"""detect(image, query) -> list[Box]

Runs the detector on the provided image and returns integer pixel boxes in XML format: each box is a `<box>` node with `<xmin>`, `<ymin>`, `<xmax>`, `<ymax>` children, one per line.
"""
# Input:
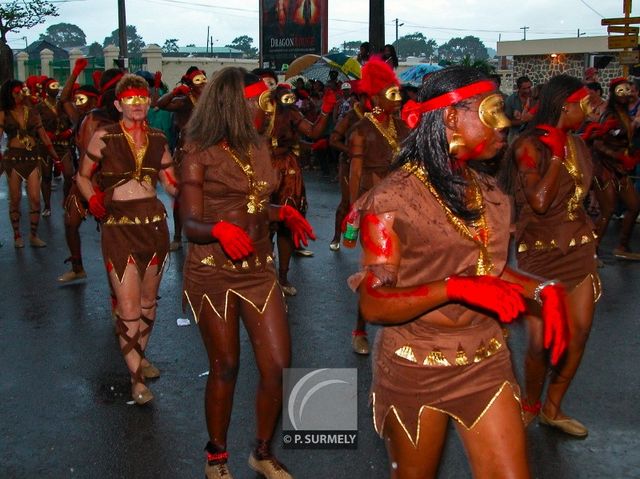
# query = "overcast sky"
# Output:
<box><xmin>6</xmin><ymin>0</ymin><xmax>633</xmax><ymax>51</ymax></box>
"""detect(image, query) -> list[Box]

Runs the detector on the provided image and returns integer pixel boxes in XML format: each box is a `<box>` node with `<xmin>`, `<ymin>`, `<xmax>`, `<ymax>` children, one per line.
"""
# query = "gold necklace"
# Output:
<box><xmin>120</xmin><ymin>121</ymin><xmax>149</xmax><ymax>182</ymax></box>
<box><xmin>562</xmin><ymin>135</ymin><xmax>584</xmax><ymax>221</ymax></box>
<box><xmin>13</xmin><ymin>106</ymin><xmax>36</xmax><ymax>151</ymax></box>
<box><xmin>403</xmin><ymin>162</ymin><xmax>493</xmax><ymax>275</ymax></box>
<box><xmin>365</xmin><ymin>112</ymin><xmax>399</xmax><ymax>153</ymax></box>
<box><xmin>221</xmin><ymin>143</ymin><xmax>268</xmax><ymax>214</ymax></box>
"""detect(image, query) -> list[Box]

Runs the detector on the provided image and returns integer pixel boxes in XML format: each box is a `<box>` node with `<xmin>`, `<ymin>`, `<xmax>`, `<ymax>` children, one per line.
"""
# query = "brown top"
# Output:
<box><xmin>592</xmin><ymin>109</ymin><xmax>633</xmax><ymax>177</ymax></box>
<box><xmin>97</xmin><ymin>123</ymin><xmax>168</xmax><ymax>192</ymax></box>
<box><xmin>514</xmin><ymin>134</ymin><xmax>595</xmax><ymax>254</ymax></box>
<box><xmin>2</xmin><ymin>106</ymin><xmax>43</xmax><ymax>140</ymax></box>
<box><xmin>352</xmin><ymin>166</ymin><xmax>511</xmax><ymax>334</ymax></box>
<box><xmin>350</xmin><ymin>115</ymin><xmax>409</xmax><ymax>193</ymax></box>
<box><xmin>37</xmin><ymin>99</ymin><xmax>71</xmax><ymax>136</ymax></box>
<box><xmin>270</xmin><ymin>107</ymin><xmax>305</xmax><ymax>154</ymax></box>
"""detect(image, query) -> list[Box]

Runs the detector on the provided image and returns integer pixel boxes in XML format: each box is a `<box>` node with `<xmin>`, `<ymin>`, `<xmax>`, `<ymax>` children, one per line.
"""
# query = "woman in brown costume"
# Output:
<box><xmin>57</xmin><ymin>66</ymin><xmax>121</xmax><ymax>283</ymax></box>
<box><xmin>0</xmin><ymin>79</ymin><xmax>60</xmax><ymax>248</ymax></box>
<box><xmin>37</xmin><ymin>77</ymin><xmax>72</xmax><ymax>216</ymax></box>
<box><xmin>77</xmin><ymin>74</ymin><xmax>177</xmax><ymax>405</ymax></box>
<box><xmin>590</xmin><ymin>78</ymin><xmax>640</xmax><ymax>259</ymax></box>
<box><xmin>347</xmin><ymin>58</ymin><xmax>409</xmax><ymax>355</ymax></box>
<box><xmin>260</xmin><ymin>83</ymin><xmax>335</xmax><ymax>295</ymax></box>
<box><xmin>181</xmin><ymin>68</ymin><xmax>314</xmax><ymax>479</ymax></box>
<box><xmin>328</xmin><ymin>86</ymin><xmax>367</xmax><ymax>251</ymax></box>
<box><xmin>502</xmin><ymin>76</ymin><xmax>600</xmax><ymax>437</ymax></box>
<box><xmin>156</xmin><ymin>67</ymin><xmax>207</xmax><ymax>251</ymax></box>
<box><xmin>351</xmin><ymin>67</ymin><xmax>570</xmax><ymax>478</ymax></box>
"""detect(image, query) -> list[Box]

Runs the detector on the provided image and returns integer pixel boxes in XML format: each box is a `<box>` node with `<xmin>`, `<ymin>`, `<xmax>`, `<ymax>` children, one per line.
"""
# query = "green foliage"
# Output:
<box><xmin>103</xmin><ymin>25</ymin><xmax>145</xmax><ymax>54</ymax></box>
<box><xmin>438</xmin><ymin>36</ymin><xmax>489</xmax><ymax>63</ymax></box>
<box><xmin>0</xmin><ymin>0</ymin><xmax>58</xmax><ymax>40</ymax></box>
<box><xmin>162</xmin><ymin>38</ymin><xmax>179</xmax><ymax>53</ymax></box>
<box><xmin>88</xmin><ymin>41</ymin><xmax>103</xmax><ymax>58</ymax></box>
<box><xmin>393</xmin><ymin>32</ymin><xmax>437</xmax><ymax>59</ymax></box>
<box><xmin>225</xmin><ymin>35</ymin><xmax>258</xmax><ymax>58</ymax></box>
<box><xmin>39</xmin><ymin>22</ymin><xmax>86</xmax><ymax>48</ymax></box>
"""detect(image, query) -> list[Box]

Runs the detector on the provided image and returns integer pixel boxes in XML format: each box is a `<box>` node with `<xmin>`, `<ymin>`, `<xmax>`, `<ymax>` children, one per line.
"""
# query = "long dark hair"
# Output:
<box><xmin>393</xmin><ymin>66</ymin><xmax>492</xmax><ymax>221</ymax></box>
<box><xmin>499</xmin><ymin>74</ymin><xmax>584</xmax><ymax>194</ymax></box>
<box><xmin>1</xmin><ymin>80</ymin><xmax>24</xmax><ymax>110</ymax></box>
<box><xmin>606</xmin><ymin>79</ymin><xmax>630</xmax><ymax>112</ymax></box>
<box><xmin>185</xmin><ymin>67</ymin><xmax>260</xmax><ymax>155</ymax></box>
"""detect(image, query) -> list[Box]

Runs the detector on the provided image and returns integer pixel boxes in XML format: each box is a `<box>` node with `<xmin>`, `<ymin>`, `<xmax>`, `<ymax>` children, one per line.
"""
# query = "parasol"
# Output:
<box><xmin>399</xmin><ymin>64</ymin><xmax>443</xmax><ymax>86</ymax></box>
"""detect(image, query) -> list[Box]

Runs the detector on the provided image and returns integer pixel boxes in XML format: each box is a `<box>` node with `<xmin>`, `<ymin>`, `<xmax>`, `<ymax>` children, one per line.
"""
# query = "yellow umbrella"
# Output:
<box><xmin>284</xmin><ymin>54</ymin><xmax>322</xmax><ymax>79</ymax></box>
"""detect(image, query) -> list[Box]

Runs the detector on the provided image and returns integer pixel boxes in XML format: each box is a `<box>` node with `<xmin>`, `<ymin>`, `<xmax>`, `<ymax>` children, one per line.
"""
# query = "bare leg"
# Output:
<box><xmin>8</xmin><ymin>171</ymin><xmax>23</xmax><ymax>244</ymax></box>
<box><xmin>617</xmin><ymin>178</ymin><xmax>640</xmax><ymax>251</ymax></box>
<box><xmin>457</xmin><ymin>385</ymin><xmax>530</xmax><ymax>479</ymax></box>
<box><xmin>523</xmin><ymin>314</ymin><xmax>546</xmax><ymax>423</ymax></box>
<box><xmin>40</xmin><ymin>158</ymin><xmax>52</xmax><ymax>213</ymax></box>
<box><xmin>383</xmin><ymin>407</ymin><xmax>449</xmax><ymax>479</ymax></box>
<box><xmin>26</xmin><ymin>168</ymin><xmax>44</xmax><ymax>246</ymax></box>
<box><xmin>593</xmin><ymin>181</ymin><xmax>616</xmax><ymax>248</ymax></box>
<box><xmin>139</xmin><ymin>262</ymin><xmax>163</xmax><ymax>374</ymax></box>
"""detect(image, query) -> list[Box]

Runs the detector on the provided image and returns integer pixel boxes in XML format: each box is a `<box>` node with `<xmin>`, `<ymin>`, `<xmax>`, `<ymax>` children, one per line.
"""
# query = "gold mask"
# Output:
<box><xmin>192</xmin><ymin>74</ymin><xmax>207</xmax><ymax>86</ymax></box>
<box><xmin>384</xmin><ymin>86</ymin><xmax>402</xmax><ymax>102</ymax></box>
<box><xmin>48</xmin><ymin>81</ymin><xmax>60</xmax><ymax>91</ymax></box>
<box><xmin>258</xmin><ymin>90</ymin><xmax>274</xmax><ymax>113</ymax></box>
<box><xmin>120</xmin><ymin>95</ymin><xmax>150</xmax><ymax>105</ymax></box>
<box><xmin>478</xmin><ymin>94</ymin><xmax>511</xmax><ymax>129</ymax></box>
<box><xmin>579</xmin><ymin>95</ymin><xmax>593</xmax><ymax>117</ymax></box>
<box><xmin>74</xmin><ymin>94</ymin><xmax>89</xmax><ymax>106</ymax></box>
<box><xmin>615</xmin><ymin>83</ymin><xmax>632</xmax><ymax>97</ymax></box>
<box><xmin>280</xmin><ymin>92</ymin><xmax>296</xmax><ymax>105</ymax></box>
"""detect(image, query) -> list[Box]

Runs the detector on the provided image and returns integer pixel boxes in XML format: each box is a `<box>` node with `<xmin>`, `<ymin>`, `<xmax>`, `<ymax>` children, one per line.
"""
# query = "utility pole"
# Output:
<box><xmin>370</xmin><ymin>0</ymin><xmax>384</xmax><ymax>53</ymax></box>
<box><xmin>394</xmin><ymin>18</ymin><xmax>404</xmax><ymax>56</ymax></box>
<box><xmin>520</xmin><ymin>26</ymin><xmax>529</xmax><ymax>40</ymax></box>
<box><xmin>577</xmin><ymin>28</ymin><xmax>586</xmax><ymax>37</ymax></box>
<box><xmin>117</xmin><ymin>0</ymin><xmax>128</xmax><ymax>69</ymax></box>
<box><xmin>206</xmin><ymin>26</ymin><xmax>210</xmax><ymax>54</ymax></box>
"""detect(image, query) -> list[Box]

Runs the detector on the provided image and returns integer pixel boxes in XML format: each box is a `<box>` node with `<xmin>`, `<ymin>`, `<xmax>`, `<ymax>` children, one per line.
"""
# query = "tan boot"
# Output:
<box><xmin>249</xmin><ymin>453</ymin><xmax>293</xmax><ymax>479</ymax></box>
<box><xmin>351</xmin><ymin>330</ymin><xmax>370</xmax><ymax>355</ymax></box>
<box><xmin>205</xmin><ymin>462</ymin><xmax>234</xmax><ymax>479</ymax></box>
<box><xmin>205</xmin><ymin>445</ymin><xmax>233</xmax><ymax>479</ymax></box>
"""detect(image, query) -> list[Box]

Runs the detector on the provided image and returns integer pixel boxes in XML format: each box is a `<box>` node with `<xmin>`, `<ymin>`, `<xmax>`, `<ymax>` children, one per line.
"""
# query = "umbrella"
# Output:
<box><xmin>399</xmin><ymin>64</ymin><xmax>443</xmax><ymax>86</ymax></box>
<box><xmin>284</xmin><ymin>56</ymin><xmax>353</xmax><ymax>83</ymax></box>
<box><xmin>323</xmin><ymin>52</ymin><xmax>361</xmax><ymax>79</ymax></box>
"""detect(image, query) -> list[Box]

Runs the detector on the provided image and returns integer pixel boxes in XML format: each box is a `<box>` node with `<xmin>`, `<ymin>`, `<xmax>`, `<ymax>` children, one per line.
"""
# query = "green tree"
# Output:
<box><xmin>393</xmin><ymin>32</ymin><xmax>437</xmax><ymax>59</ymax></box>
<box><xmin>162</xmin><ymin>38</ymin><xmax>179</xmax><ymax>53</ymax></box>
<box><xmin>39</xmin><ymin>22</ymin><xmax>86</xmax><ymax>48</ymax></box>
<box><xmin>340</xmin><ymin>40</ymin><xmax>364</xmax><ymax>56</ymax></box>
<box><xmin>103</xmin><ymin>25</ymin><xmax>145</xmax><ymax>55</ymax></box>
<box><xmin>437</xmin><ymin>36</ymin><xmax>488</xmax><ymax>63</ymax></box>
<box><xmin>0</xmin><ymin>0</ymin><xmax>59</xmax><ymax>83</ymax></box>
<box><xmin>88</xmin><ymin>41</ymin><xmax>103</xmax><ymax>58</ymax></box>
<box><xmin>225</xmin><ymin>35</ymin><xmax>257</xmax><ymax>58</ymax></box>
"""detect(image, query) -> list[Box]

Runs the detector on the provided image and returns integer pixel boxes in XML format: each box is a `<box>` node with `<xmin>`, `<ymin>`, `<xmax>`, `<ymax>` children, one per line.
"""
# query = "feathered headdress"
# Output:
<box><xmin>359</xmin><ymin>58</ymin><xmax>399</xmax><ymax>97</ymax></box>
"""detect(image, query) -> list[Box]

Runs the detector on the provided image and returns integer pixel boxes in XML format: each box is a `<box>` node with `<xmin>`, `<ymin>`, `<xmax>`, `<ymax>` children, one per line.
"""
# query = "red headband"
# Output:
<box><xmin>12</xmin><ymin>85</ymin><xmax>23</xmax><ymax>94</ymax></box>
<box><xmin>401</xmin><ymin>80</ymin><xmax>496</xmax><ymax>129</ymax></box>
<box><xmin>244</xmin><ymin>81</ymin><xmax>268</xmax><ymax>99</ymax></box>
<box><xmin>565</xmin><ymin>86</ymin><xmax>589</xmax><ymax>103</ymax></box>
<box><xmin>101</xmin><ymin>72</ymin><xmax>124</xmax><ymax>94</ymax></box>
<box><xmin>185</xmin><ymin>70</ymin><xmax>206</xmax><ymax>81</ymax></box>
<box><xmin>610</xmin><ymin>77</ymin><xmax>629</xmax><ymax>88</ymax></box>
<box><xmin>117</xmin><ymin>87</ymin><xmax>150</xmax><ymax>100</ymax></box>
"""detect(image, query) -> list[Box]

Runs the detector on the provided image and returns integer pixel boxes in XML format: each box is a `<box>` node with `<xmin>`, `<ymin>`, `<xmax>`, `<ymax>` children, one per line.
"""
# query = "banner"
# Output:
<box><xmin>260</xmin><ymin>0</ymin><xmax>327</xmax><ymax>70</ymax></box>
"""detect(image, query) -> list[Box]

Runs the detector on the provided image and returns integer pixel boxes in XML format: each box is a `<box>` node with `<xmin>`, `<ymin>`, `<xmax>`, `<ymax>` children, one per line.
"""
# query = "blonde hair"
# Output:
<box><xmin>115</xmin><ymin>73</ymin><xmax>149</xmax><ymax>97</ymax></box>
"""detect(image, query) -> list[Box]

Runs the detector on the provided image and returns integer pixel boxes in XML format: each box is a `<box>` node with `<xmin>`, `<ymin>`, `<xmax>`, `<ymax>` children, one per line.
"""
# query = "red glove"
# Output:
<box><xmin>88</xmin><ymin>189</ymin><xmax>106</xmax><ymax>219</ymax></box>
<box><xmin>536</xmin><ymin>124</ymin><xmax>567</xmax><ymax>158</ymax></box>
<box><xmin>311</xmin><ymin>138</ymin><xmax>329</xmax><ymax>151</ymax></box>
<box><xmin>279</xmin><ymin>205</ymin><xmax>316</xmax><ymax>248</ymax></box>
<box><xmin>53</xmin><ymin>159</ymin><xmax>65</xmax><ymax>175</ymax></box>
<box><xmin>341</xmin><ymin>205</ymin><xmax>357</xmax><ymax>233</ymax></box>
<box><xmin>57</xmin><ymin>128</ymin><xmax>73</xmax><ymax>141</ymax></box>
<box><xmin>580</xmin><ymin>119</ymin><xmax>619</xmax><ymax>141</ymax></box>
<box><xmin>72</xmin><ymin>58</ymin><xmax>88</xmax><ymax>77</ymax></box>
<box><xmin>446</xmin><ymin>275</ymin><xmax>526</xmax><ymax>323</ymax></box>
<box><xmin>172</xmin><ymin>84</ymin><xmax>191</xmax><ymax>97</ymax></box>
<box><xmin>539</xmin><ymin>284</ymin><xmax>570</xmax><ymax>365</ymax></box>
<box><xmin>618</xmin><ymin>152</ymin><xmax>638</xmax><ymax>171</ymax></box>
<box><xmin>154</xmin><ymin>71</ymin><xmax>162</xmax><ymax>89</ymax></box>
<box><xmin>321</xmin><ymin>89</ymin><xmax>337</xmax><ymax>114</ymax></box>
<box><xmin>211</xmin><ymin>221</ymin><xmax>255</xmax><ymax>260</ymax></box>
<box><xmin>46</xmin><ymin>131</ymin><xmax>56</xmax><ymax>141</ymax></box>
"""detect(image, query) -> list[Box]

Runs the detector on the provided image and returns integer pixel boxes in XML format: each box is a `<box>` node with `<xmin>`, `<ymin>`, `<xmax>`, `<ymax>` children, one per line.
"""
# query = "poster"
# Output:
<box><xmin>260</xmin><ymin>0</ymin><xmax>327</xmax><ymax>70</ymax></box>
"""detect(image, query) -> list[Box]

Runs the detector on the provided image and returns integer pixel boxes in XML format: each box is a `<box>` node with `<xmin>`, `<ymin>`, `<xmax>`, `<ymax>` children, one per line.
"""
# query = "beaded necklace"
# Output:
<box><xmin>403</xmin><ymin>162</ymin><xmax>493</xmax><ymax>275</ymax></box>
<box><xmin>221</xmin><ymin>142</ymin><xmax>268</xmax><ymax>214</ymax></box>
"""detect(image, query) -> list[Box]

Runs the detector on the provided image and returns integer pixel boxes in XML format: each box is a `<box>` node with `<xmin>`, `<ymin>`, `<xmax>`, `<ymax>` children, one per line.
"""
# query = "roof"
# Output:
<box><xmin>497</xmin><ymin>36</ymin><xmax>622</xmax><ymax>56</ymax></box>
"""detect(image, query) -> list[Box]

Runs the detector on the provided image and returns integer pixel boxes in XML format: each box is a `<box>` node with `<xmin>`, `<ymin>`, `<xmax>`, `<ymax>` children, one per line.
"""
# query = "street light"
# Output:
<box><xmin>395</xmin><ymin>18</ymin><xmax>404</xmax><ymax>57</ymax></box>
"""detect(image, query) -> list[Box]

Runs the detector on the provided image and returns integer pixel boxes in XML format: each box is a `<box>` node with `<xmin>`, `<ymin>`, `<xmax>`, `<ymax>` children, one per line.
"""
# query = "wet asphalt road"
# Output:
<box><xmin>0</xmin><ymin>170</ymin><xmax>639</xmax><ymax>479</ymax></box>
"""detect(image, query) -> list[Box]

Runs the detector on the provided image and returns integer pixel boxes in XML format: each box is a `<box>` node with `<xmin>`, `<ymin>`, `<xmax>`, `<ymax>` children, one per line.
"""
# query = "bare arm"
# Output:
<box><xmin>348</xmin><ymin>130</ymin><xmax>365</xmax><ymax>204</ymax></box>
<box><xmin>515</xmin><ymin>138</ymin><xmax>564</xmax><ymax>214</ymax></box>
<box><xmin>156</xmin><ymin>91</ymin><xmax>187</xmax><ymax>112</ymax></box>
<box><xmin>296</xmin><ymin>109</ymin><xmax>330</xmax><ymax>139</ymax></box>
<box><xmin>329</xmin><ymin>113</ymin><xmax>352</xmax><ymax>155</ymax></box>
<box><xmin>157</xmin><ymin>145</ymin><xmax>178</xmax><ymax>197</ymax></box>
<box><xmin>179</xmin><ymin>151</ymin><xmax>215</xmax><ymax>244</ymax></box>
<box><xmin>77</xmin><ymin>129</ymin><xmax>107</xmax><ymax>200</ymax></box>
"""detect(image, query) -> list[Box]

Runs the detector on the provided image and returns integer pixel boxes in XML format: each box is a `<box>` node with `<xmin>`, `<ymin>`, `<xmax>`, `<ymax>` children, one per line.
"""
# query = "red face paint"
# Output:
<box><xmin>361</xmin><ymin>213</ymin><xmax>392</xmax><ymax>257</ymax></box>
<box><xmin>365</xmin><ymin>274</ymin><xmax>429</xmax><ymax>299</ymax></box>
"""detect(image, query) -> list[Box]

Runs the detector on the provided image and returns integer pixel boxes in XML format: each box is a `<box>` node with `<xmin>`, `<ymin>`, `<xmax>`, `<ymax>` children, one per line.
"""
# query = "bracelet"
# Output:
<box><xmin>533</xmin><ymin>279</ymin><xmax>559</xmax><ymax>305</ymax></box>
<box><xmin>549</xmin><ymin>155</ymin><xmax>563</xmax><ymax>163</ymax></box>
<box><xmin>320</xmin><ymin>110</ymin><xmax>328</xmax><ymax>117</ymax></box>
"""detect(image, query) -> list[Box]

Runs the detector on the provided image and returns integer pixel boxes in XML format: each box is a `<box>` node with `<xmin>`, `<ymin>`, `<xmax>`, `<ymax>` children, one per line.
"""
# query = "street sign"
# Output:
<box><xmin>602</xmin><ymin>16</ymin><xmax>640</xmax><ymax>25</ymax></box>
<box><xmin>608</xmin><ymin>25</ymin><xmax>640</xmax><ymax>34</ymax></box>
<box><xmin>619</xmin><ymin>50</ymin><xmax>640</xmax><ymax>64</ymax></box>
<box><xmin>608</xmin><ymin>35</ymin><xmax>639</xmax><ymax>49</ymax></box>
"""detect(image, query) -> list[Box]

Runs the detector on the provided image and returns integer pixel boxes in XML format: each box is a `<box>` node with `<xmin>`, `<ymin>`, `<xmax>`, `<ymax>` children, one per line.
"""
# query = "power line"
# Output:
<box><xmin>577</xmin><ymin>0</ymin><xmax>605</xmax><ymax>18</ymax></box>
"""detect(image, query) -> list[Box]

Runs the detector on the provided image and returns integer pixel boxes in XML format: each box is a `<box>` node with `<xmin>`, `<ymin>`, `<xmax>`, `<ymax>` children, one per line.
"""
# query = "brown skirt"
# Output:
<box><xmin>271</xmin><ymin>151</ymin><xmax>307</xmax><ymax>214</ymax></box>
<box><xmin>64</xmin><ymin>182</ymin><xmax>88</xmax><ymax>219</ymax></box>
<box><xmin>101</xmin><ymin>196</ymin><xmax>169</xmax><ymax>282</ymax></box>
<box><xmin>5</xmin><ymin>147</ymin><xmax>43</xmax><ymax>180</ymax></box>
<box><xmin>371</xmin><ymin>319</ymin><xmax>519</xmax><ymax>446</ymax></box>
<box><xmin>517</xmin><ymin>242</ymin><xmax>598</xmax><ymax>291</ymax></box>
<box><xmin>183</xmin><ymin>236</ymin><xmax>282</xmax><ymax>322</ymax></box>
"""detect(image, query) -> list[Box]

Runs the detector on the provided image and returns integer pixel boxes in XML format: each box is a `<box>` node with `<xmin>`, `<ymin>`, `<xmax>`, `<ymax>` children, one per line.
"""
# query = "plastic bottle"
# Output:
<box><xmin>342</xmin><ymin>222</ymin><xmax>359</xmax><ymax>249</ymax></box>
